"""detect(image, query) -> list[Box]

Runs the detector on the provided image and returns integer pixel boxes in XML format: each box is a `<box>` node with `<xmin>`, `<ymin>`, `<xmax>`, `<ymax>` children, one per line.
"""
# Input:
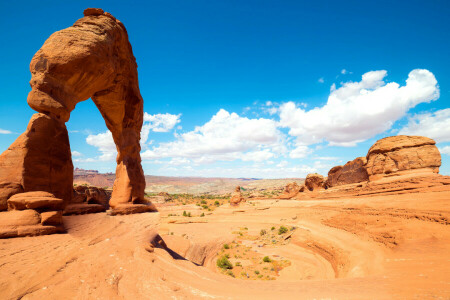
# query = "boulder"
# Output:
<box><xmin>230</xmin><ymin>186</ymin><xmax>244</xmax><ymax>206</ymax></box>
<box><xmin>305</xmin><ymin>174</ymin><xmax>325</xmax><ymax>191</ymax></box>
<box><xmin>279</xmin><ymin>182</ymin><xmax>301</xmax><ymax>199</ymax></box>
<box><xmin>41</xmin><ymin>211</ymin><xmax>63</xmax><ymax>225</ymax></box>
<box><xmin>0</xmin><ymin>210</ymin><xmax>41</xmax><ymax>227</ymax></box>
<box><xmin>64</xmin><ymin>203</ymin><xmax>106</xmax><ymax>215</ymax></box>
<box><xmin>8</xmin><ymin>192</ymin><xmax>63</xmax><ymax>211</ymax></box>
<box><xmin>326</xmin><ymin>157</ymin><xmax>369</xmax><ymax>188</ymax></box>
<box><xmin>365</xmin><ymin>136</ymin><xmax>441</xmax><ymax>180</ymax></box>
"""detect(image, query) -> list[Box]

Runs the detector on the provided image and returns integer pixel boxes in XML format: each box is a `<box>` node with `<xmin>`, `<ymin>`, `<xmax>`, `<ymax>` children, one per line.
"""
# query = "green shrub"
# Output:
<box><xmin>263</xmin><ymin>256</ymin><xmax>271</xmax><ymax>263</ymax></box>
<box><xmin>201</xmin><ymin>200</ymin><xmax>207</xmax><ymax>204</ymax></box>
<box><xmin>226</xmin><ymin>270</ymin><xmax>235</xmax><ymax>277</ymax></box>
<box><xmin>217</xmin><ymin>255</ymin><xmax>233</xmax><ymax>269</ymax></box>
<box><xmin>235</xmin><ymin>261</ymin><xmax>242</xmax><ymax>267</ymax></box>
<box><xmin>200</xmin><ymin>213</ymin><xmax>205</xmax><ymax>217</ymax></box>
<box><xmin>271</xmin><ymin>226</ymin><xmax>275</xmax><ymax>231</ymax></box>
<box><xmin>260</xmin><ymin>229</ymin><xmax>267</xmax><ymax>236</ymax></box>
<box><xmin>223</xmin><ymin>244</ymin><xmax>230</xmax><ymax>249</ymax></box>
<box><xmin>278</xmin><ymin>226</ymin><xmax>288</xmax><ymax>235</ymax></box>
<box><xmin>214</xmin><ymin>200</ymin><xmax>220</xmax><ymax>206</ymax></box>
<box><xmin>182</xmin><ymin>211</ymin><xmax>187</xmax><ymax>217</ymax></box>
<box><xmin>254</xmin><ymin>270</ymin><xmax>260</xmax><ymax>275</ymax></box>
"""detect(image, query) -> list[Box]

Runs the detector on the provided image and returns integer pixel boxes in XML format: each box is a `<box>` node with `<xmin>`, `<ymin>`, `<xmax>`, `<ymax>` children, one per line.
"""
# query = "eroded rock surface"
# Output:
<box><xmin>279</xmin><ymin>182</ymin><xmax>301</xmax><ymax>199</ymax></box>
<box><xmin>305</xmin><ymin>174</ymin><xmax>325</xmax><ymax>191</ymax></box>
<box><xmin>0</xmin><ymin>8</ymin><xmax>152</xmax><ymax>236</ymax></box>
<box><xmin>326</xmin><ymin>157</ymin><xmax>369</xmax><ymax>188</ymax></box>
<box><xmin>365</xmin><ymin>135</ymin><xmax>441</xmax><ymax>180</ymax></box>
<box><xmin>230</xmin><ymin>186</ymin><xmax>244</xmax><ymax>206</ymax></box>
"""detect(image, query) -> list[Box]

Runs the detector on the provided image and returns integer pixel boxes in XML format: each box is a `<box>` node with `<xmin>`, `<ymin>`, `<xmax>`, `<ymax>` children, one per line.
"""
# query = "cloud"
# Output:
<box><xmin>398</xmin><ymin>108</ymin><xmax>450</xmax><ymax>143</ymax></box>
<box><xmin>141</xmin><ymin>109</ymin><xmax>284</xmax><ymax>164</ymax></box>
<box><xmin>439</xmin><ymin>146</ymin><xmax>450</xmax><ymax>155</ymax></box>
<box><xmin>279</xmin><ymin>69</ymin><xmax>440</xmax><ymax>146</ymax></box>
<box><xmin>83</xmin><ymin>112</ymin><xmax>181</xmax><ymax>161</ymax></box>
<box><xmin>318</xmin><ymin>77</ymin><xmax>324</xmax><ymax>83</ymax></box>
<box><xmin>86</xmin><ymin>130</ymin><xmax>117</xmax><ymax>161</ymax></box>
<box><xmin>341</xmin><ymin>69</ymin><xmax>348</xmax><ymax>75</ymax></box>
<box><xmin>141</xmin><ymin>113</ymin><xmax>181</xmax><ymax>144</ymax></box>
<box><xmin>0</xmin><ymin>129</ymin><xmax>12</xmax><ymax>134</ymax></box>
<box><xmin>71</xmin><ymin>151</ymin><xmax>82</xmax><ymax>157</ymax></box>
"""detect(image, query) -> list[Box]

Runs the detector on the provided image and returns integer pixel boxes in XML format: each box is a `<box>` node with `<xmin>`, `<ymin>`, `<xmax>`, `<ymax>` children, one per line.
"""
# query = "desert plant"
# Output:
<box><xmin>263</xmin><ymin>256</ymin><xmax>271</xmax><ymax>263</ymax></box>
<box><xmin>217</xmin><ymin>255</ymin><xmax>233</xmax><ymax>270</ymax></box>
<box><xmin>226</xmin><ymin>270</ymin><xmax>235</xmax><ymax>277</ymax></box>
<box><xmin>271</xmin><ymin>226</ymin><xmax>275</xmax><ymax>231</ymax></box>
<box><xmin>223</xmin><ymin>244</ymin><xmax>230</xmax><ymax>249</ymax></box>
<box><xmin>260</xmin><ymin>229</ymin><xmax>267</xmax><ymax>236</ymax></box>
<box><xmin>200</xmin><ymin>213</ymin><xmax>205</xmax><ymax>217</ymax></box>
<box><xmin>214</xmin><ymin>200</ymin><xmax>220</xmax><ymax>206</ymax></box>
<box><xmin>278</xmin><ymin>226</ymin><xmax>288</xmax><ymax>235</ymax></box>
<box><xmin>201</xmin><ymin>200</ymin><xmax>207</xmax><ymax>204</ymax></box>
<box><xmin>182</xmin><ymin>211</ymin><xmax>187</xmax><ymax>217</ymax></box>
<box><xmin>254</xmin><ymin>270</ymin><xmax>260</xmax><ymax>275</ymax></box>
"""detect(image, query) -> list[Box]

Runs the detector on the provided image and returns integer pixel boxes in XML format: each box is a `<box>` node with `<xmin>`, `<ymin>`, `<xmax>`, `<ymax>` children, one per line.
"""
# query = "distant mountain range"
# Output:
<box><xmin>73</xmin><ymin>168</ymin><xmax>304</xmax><ymax>195</ymax></box>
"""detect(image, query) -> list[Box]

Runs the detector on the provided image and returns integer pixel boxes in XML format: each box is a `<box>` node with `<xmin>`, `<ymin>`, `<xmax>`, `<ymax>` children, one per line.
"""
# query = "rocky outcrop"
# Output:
<box><xmin>279</xmin><ymin>182</ymin><xmax>301</xmax><ymax>199</ymax></box>
<box><xmin>64</xmin><ymin>186</ymin><xmax>111</xmax><ymax>215</ymax></box>
<box><xmin>326</xmin><ymin>157</ymin><xmax>369</xmax><ymax>188</ymax></box>
<box><xmin>365</xmin><ymin>136</ymin><xmax>441</xmax><ymax>180</ymax></box>
<box><xmin>0</xmin><ymin>8</ymin><xmax>154</xmax><ymax>236</ymax></box>
<box><xmin>305</xmin><ymin>174</ymin><xmax>325</xmax><ymax>191</ymax></box>
<box><xmin>0</xmin><ymin>8</ymin><xmax>151</xmax><ymax>221</ymax></box>
<box><xmin>0</xmin><ymin>192</ymin><xmax>65</xmax><ymax>238</ymax></box>
<box><xmin>230</xmin><ymin>186</ymin><xmax>245</xmax><ymax>206</ymax></box>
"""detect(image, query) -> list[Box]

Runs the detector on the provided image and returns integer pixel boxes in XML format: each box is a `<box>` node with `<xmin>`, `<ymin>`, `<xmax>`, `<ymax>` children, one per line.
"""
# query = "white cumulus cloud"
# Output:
<box><xmin>0</xmin><ymin>129</ymin><xmax>12</xmax><ymax>134</ymax></box>
<box><xmin>398</xmin><ymin>108</ymin><xmax>450</xmax><ymax>143</ymax></box>
<box><xmin>141</xmin><ymin>109</ymin><xmax>284</xmax><ymax>164</ymax></box>
<box><xmin>439</xmin><ymin>146</ymin><xmax>450</xmax><ymax>156</ymax></box>
<box><xmin>279</xmin><ymin>69</ymin><xmax>440</xmax><ymax>146</ymax></box>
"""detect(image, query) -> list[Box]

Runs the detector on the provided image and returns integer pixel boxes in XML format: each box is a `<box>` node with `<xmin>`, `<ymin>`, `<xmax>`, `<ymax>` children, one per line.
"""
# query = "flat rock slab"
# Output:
<box><xmin>8</xmin><ymin>192</ymin><xmax>63</xmax><ymax>210</ymax></box>
<box><xmin>0</xmin><ymin>224</ymin><xmax>64</xmax><ymax>239</ymax></box>
<box><xmin>108</xmin><ymin>204</ymin><xmax>156</xmax><ymax>215</ymax></box>
<box><xmin>63</xmin><ymin>203</ymin><xmax>106</xmax><ymax>215</ymax></box>
<box><xmin>0</xmin><ymin>209</ymin><xmax>41</xmax><ymax>226</ymax></box>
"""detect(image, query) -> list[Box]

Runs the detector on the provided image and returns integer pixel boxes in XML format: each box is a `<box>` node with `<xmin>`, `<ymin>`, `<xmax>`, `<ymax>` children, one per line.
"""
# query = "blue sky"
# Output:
<box><xmin>0</xmin><ymin>0</ymin><xmax>449</xmax><ymax>178</ymax></box>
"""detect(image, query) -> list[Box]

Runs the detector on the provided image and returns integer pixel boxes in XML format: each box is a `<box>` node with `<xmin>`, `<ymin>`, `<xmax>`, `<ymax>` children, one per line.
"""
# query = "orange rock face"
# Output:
<box><xmin>326</xmin><ymin>157</ymin><xmax>369</xmax><ymax>188</ymax></box>
<box><xmin>279</xmin><ymin>182</ymin><xmax>301</xmax><ymax>199</ymax></box>
<box><xmin>305</xmin><ymin>173</ymin><xmax>325</xmax><ymax>191</ymax></box>
<box><xmin>230</xmin><ymin>186</ymin><xmax>244</xmax><ymax>206</ymax></box>
<box><xmin>365</xmin><ymin>135</ymin><xmax>441</xmax><ymax>180</ymax></box>
<box><xmin>0</xmin><ymin>8</ymin><xmax>147</xmax><ymax>216</ymax></box>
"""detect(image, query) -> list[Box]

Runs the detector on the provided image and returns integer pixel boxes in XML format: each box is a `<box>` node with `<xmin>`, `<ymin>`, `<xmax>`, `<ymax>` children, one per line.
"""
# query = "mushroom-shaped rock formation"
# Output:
<box><xmin>305</xmin><ymin>173</ymin><xmax>325</xmax><ymax>191</ymax></box>
<box><xmin>230</xmin><ymin>186</ymin><xmax>245</xmax><ymax>206</ymax></box>
<box><xmin>279</xmin><ymin>182</ymin><xmax>301</xmax><ymax>199</ymax></box>
<box><xmin>0</xmin><ymin>8</ymin><xmax>153</xmax><ymax>237</ymax></box>
<box><xmin>365</xmin><ymin>135</ymin><xmax>441</xmax><ymax>181</ymax></box>
<box><xmin>325</xmin><ymin>157</ymin><xmax>369</xmax><ymax>188</ymax></box>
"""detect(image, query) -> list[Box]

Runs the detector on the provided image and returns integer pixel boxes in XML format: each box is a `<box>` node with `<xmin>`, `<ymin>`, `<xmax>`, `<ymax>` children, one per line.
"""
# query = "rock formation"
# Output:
<box><xmin>64</xmin><ymin>186</ymin><xmax>111</xmax><ymax>215</ymax></box>
<box><xmin>0</xmin><ymin>8</ymin><xmax>153</xmax><ymax>237</ymax></box>
<box><xmin>305</xmin><ymin>174</ymin><xmax>325</xmax><ymax>191</ymax></box>
<box><xmin>0</xmin><ymin>192</ymin><xmax>64</xmax><ymax>238</ymax></box>
<box><xmin>325</xmin><ymin>157</ymin><xmax>369</xmax><ymax>188</ymax></box>
<box><xmin>365</xmin><ymin>136</ymin><xmax>441</xmax><ymax>181</ymax></box>
<box><xmin>230</xmin><ymin>186</ymin><xmax>245</xmax><ymax>206</ymax></box>
<box><xmin>279</xmin><ymin>182</ymin><xmax>301</xmax><ymax>199</ymax></box>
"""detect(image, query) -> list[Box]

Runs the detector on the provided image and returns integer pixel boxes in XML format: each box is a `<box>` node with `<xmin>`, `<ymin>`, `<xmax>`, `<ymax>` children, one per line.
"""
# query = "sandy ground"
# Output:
<box><xmin>0</xmin><ymin>190</ymin><xmax>449</xmax><ymax>299</ymax></box>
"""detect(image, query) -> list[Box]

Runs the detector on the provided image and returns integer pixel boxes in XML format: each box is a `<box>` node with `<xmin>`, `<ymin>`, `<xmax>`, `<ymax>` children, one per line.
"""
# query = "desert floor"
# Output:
<box><xmin>1</xmin><ymin>190</ymin><xmax>449</xmax><ymax>299</ymax></box>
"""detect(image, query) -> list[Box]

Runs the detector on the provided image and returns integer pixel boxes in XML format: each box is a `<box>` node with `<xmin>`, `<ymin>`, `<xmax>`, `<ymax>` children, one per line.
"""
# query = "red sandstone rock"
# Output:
<box><xmin>365</xmin><ymin>136</ymin><xmax>441</xmax><ymax>181</ymax></box>
<box><xmin>230</xmin><ymin>186</ymin><xmax>245</xmax><ymax>206</ymax></box>
<box><xmin>64</xmin><ymin>203</ymin><xmax>106</xmax><ymax>215</ymax></box>
<box><xmin>305</xmin><ymin>174</ymin><xmax>325</xmax><ymax>191</ymax></box>
<box><xmin>41</xmin><ymin>211</ymin><xmax>63</xmax><ymax>225</ymax></box>
<box><xmin>7</xmin><ymin>192</ymin><xmax>63</xmax><ymax>211</ymax></box>
<box><xmin>107</xmin><ymin>204</ymin><xmax>157</xmax><ymax>215</ymax></box>
<box><xmin>279</xmin><ymin>182</ymin><xmax>301</xmax><ymax>199</ymax></box>
<box><xmin>0</xmin><ymin>114</ymin><xmax>72</xmax><ymax>207</ymax></box>
<box><xmin>0</xmin><ymin>8</ymin><xmax>149</xmax><ymax>217</ymax></box>
<box><xmin>0</xmin><ymin>210</ymin><xmax>41</xmax><ymax>227</ymax></box>
<box><xmin>326</xmin><ymin>157</ymin><xmax>369</xmax><ymax>188</ymax></box>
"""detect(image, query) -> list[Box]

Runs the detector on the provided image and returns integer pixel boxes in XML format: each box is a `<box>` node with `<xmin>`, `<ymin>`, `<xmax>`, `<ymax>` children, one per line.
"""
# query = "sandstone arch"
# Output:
<box><xmin>0</xmin><ymin>8</ymin><xmax>148</xmax><ymax>214</ymax></box>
